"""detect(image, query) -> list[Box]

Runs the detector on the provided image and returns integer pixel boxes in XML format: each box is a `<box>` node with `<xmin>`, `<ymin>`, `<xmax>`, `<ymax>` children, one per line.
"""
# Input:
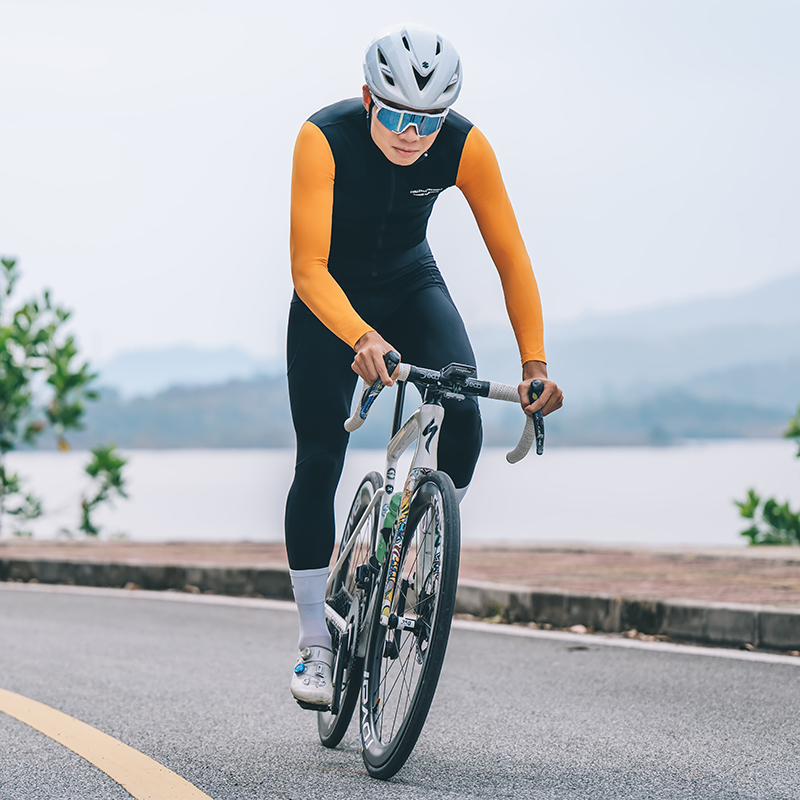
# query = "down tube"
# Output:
<box><xmin>380</xmin><ymin>404</ymin><xmax>444</xmax><ymax>625</ymax></box>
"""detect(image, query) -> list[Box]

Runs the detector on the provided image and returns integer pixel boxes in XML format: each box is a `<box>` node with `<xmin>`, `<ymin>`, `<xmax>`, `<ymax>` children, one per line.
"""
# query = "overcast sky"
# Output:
<box><xmin>1</xmin><ymin>0</ymin><xmax>798</xmax><ymax>363</ymax></box>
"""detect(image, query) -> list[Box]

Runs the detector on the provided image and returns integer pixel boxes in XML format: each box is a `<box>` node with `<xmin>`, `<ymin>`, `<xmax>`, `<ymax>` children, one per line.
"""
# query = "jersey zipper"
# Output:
<box><xmin>372</xmin><ymin>166</ymin><xmax>396</xmax><ymax>276</ymax></box>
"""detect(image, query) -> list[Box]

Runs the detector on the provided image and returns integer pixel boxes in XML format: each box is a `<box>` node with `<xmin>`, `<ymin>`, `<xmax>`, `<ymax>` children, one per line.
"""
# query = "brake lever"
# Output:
<box><xmin>529</xmin><ymin>380</ymin><xmax>545</xmax><ymax>456</ymax></box>
<box><xmin>356</xmin><ymin>350</ymin><xmax>402</xmax><ymax>421</ymax></box>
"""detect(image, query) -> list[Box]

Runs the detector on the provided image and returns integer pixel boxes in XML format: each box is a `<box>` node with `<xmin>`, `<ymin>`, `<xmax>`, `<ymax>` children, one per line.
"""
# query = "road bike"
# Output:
<box><xmin>317</xmin><ymin>351</ymin><xmax>544</xmax><ymax>779</ymax></box>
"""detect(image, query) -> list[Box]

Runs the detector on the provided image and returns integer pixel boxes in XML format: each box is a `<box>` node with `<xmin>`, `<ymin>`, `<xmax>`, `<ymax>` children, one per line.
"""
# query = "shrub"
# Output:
<box><xmin>736</xmin><ymin>406</ymin><xmax>800</xmax><ymax>545</ymax></box>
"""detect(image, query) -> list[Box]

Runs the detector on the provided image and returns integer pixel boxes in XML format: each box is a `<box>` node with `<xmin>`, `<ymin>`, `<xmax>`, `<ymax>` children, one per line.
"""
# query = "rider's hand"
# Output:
<box><xmin>352</xmin><ymin>331</ymin><xmax>400</xmax><ymax>386</ymax></box>
<box><xmin>519</xmin><ymin>360</ymin><xmax>563</xmax><ymax>417</ymax></box>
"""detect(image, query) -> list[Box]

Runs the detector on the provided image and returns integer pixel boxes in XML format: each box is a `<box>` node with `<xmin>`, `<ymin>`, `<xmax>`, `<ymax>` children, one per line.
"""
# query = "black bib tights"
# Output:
<box><xmin>284</xmin><ymin>259</ymin><xmax>482</xmax><ymax>571</ymax></box>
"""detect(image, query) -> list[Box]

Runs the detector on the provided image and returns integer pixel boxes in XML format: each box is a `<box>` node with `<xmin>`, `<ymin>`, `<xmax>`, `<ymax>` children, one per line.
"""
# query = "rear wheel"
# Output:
<box><xmin>359</xmin><ymin>470</ymin><xmax>460</xmax><ymax>779</ymax></box>
<box><xmin>317</xmin><ymin>472</ymin><xmax>382</xmax><ymax>748</ymax></box>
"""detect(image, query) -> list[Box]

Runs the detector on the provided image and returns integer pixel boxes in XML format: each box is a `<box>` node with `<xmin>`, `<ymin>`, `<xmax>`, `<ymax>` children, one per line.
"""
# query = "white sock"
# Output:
<box><xmin>289</xmin><ymin>566</ymin><xmax>332</xmax><ymax>651</ymax></box>
<box><xmin>454</xmin><ymin>485</ymin><xmax>469</xmax><ymax>504</ymax></box>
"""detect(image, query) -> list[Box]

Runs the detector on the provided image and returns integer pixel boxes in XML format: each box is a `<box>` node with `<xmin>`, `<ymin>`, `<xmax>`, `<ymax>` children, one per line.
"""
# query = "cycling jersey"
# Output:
<box><xmin>290</xmin><ymin>98</ymin><xmax>546</xmax><ymax>365</ymax></box>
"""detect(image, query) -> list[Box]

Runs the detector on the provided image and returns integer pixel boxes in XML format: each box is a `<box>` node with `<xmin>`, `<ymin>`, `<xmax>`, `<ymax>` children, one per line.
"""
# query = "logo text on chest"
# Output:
<box><xmin>409</xmin><ymin>187</ymin><xmax>445</xmax><ymax>197</ymax></box>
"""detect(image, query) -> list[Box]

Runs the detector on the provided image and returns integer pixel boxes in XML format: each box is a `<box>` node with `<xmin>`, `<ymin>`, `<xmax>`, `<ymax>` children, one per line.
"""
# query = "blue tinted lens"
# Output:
<box><xmin>375</xmin><ymin>106</ymin><xmax>445</xmax><ymax>137</ymax></box>
<box><xmin>375</xmin><ymin>106</ymin><xmax>405</xmax><ymax>132</ymax></box>
<box><xmin>416</xmin><ymin>115</ymin><xmax>445</xmax><ymax>136</ymax></box>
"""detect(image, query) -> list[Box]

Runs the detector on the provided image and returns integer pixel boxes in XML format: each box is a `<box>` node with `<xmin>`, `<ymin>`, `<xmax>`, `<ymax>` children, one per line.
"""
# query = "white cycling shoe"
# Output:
<box><xmin>291</xmin><ymin>646</ymin><xmax>334</xmax><ymax>710</ymax></box>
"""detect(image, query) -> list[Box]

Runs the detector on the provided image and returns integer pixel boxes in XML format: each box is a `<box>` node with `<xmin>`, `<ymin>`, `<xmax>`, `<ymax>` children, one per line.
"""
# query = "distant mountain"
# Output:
<box><xmin>95</xmin><ymin>271</ymin><xmax>800</xmax><ymax>404</ymax></box>
<box><xmin>548</xmin><ymin>271</ymin><xmax>800</xmax><ymax>340</ymax></box>
<box><xmin>677</xmin><ymin>358</ymin><xmax>800</xmax><ymax>411</ymax></box>
<box><xmin>63</xmin><ymin>376</ymin><xmax>399</xmax><ymax>451</ymax></box>
<box><xmin>542</xmin><ymin>392</ymin><xmax>790</xmax><ymax>447</ymax></box>
<box><xmin>78</xmin><ymin>272</ymin><xmax>798</xmax><ymax>448</ymax></box>
<box><xmin>472</xmin><ymin>270</ymin><xmax>800</xmax><ymax>414</ymax></box>
<box><xmin>69</xmin><ymin>377</ymin><xmax>293</xmax><ymax>449</ymax></box>
<box><xmin>97</xmin><ymin>346</ymin><xmax>282</xmax><ymax>398</ymax></box>
<box><xmin>57</xmin><ymin>371</ymin><xmax>791</xmax><ymax>452</ymax></box>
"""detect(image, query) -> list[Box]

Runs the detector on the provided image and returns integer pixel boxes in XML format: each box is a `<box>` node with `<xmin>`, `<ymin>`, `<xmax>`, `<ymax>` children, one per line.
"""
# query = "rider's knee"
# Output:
<box><xmin>296</xmin><ymin>449</ymin><xmax>347</xmax><ymax>491</ymax></box>
<box><xmin>442</xmin><ymin>396</ymin><xmax>481</xmax><ymax>436</ymax></box>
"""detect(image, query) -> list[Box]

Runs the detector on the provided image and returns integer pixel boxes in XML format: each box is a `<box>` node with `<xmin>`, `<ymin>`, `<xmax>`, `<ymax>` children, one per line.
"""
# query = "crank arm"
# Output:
<box><xmin>324</xmin><ymin>604</ymin><xmax>347</xmax><ymax>636</ymax></box>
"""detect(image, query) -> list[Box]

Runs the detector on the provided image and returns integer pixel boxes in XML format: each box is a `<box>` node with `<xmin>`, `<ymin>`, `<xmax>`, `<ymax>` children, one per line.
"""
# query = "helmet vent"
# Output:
<box><xmin>435</xmin><ymin>41</ymin><xmax>441</xmax><ymax>55</ymax></box>
<box><xmin>385</xmin><ymin>75</ymin><xmax>395</xmax><ymax>86</ymax></box>
<box><xmin>413</xmin><ymin>67</ymin><xmax>433</xmax><ymax>91</ymax></box>
<box><xmin>378</xmin><ymin>49</ymin><xmax>387</xmax><ymax>66</ymax></box>
<box><xmin>402</xmin><ymin>36</ymin><xmax>411</xmax><ymax>51</ymax></box>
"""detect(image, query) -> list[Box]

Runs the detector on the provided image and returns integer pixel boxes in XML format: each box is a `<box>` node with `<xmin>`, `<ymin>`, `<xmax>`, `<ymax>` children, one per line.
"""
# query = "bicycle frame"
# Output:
<box><xmin>324</xmin><ymin>392</ymin><xmax>444</xmax><ymax>640</ymax></box>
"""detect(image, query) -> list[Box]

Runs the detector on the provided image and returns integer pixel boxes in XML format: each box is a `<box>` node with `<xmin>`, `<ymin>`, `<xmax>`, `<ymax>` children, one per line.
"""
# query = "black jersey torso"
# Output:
<box><xmin>308</xmin><ymin>98</ymin><xmax>474</xmax><ymax>275</ymax></box>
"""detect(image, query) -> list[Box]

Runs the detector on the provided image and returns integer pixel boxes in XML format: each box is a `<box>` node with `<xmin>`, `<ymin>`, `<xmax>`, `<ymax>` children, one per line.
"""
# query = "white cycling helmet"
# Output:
<box><xmin>363</xmin><ymin>23</ymin><xmax>462</xmax><ymax>111</ymax></box>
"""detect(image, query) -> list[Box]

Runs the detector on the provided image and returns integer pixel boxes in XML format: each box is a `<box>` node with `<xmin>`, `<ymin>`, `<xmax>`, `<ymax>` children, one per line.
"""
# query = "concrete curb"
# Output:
<box><xmin>0</xmin><ymin>558</ymin><xmax>293</xmax><ymax>601</ymax></box>
<box><xmin>455</xmin><ymin>580</ymin><xmax>800</xmax><ymax>652</ymax></box>
<box><xmin>2</xmin><ymin>559</ymin><xmax>799</xmax><ymax>652</ymax></box>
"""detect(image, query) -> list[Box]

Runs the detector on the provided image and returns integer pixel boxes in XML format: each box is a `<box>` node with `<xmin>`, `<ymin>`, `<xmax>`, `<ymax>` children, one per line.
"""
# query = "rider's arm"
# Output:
<box><xmin>455</xmin><ymin>126</ymin><xmax>546</xmax><ymax>366</ymax></box>
<box><xmin>290</xmin><ymin>121</ymin><xmax>374</xmax><ymax>348</ymax></box>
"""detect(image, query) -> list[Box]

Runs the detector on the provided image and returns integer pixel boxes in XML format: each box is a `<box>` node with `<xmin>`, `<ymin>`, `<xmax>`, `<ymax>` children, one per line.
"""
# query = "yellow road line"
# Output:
<box><xmin>0</xmin><ymin>688</ymin><xmax>213</xmax><ymax>800</ymax></box>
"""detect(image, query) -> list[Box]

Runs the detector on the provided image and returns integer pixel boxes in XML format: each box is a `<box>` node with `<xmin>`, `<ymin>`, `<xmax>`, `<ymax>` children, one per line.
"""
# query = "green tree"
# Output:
<box><xmin>78</xmin><ymin>444</ymin><xmax>129</xmax><ymax>537</ymax></box>
<box><xmin>736</xmin><ymin>406</ymin><xmax>800</xmax><ymax>545</ymax></box>
<box><xmin>0</xmin><ymin>256</ymin><xmax>99</xmax><ymax>536</ymax></box>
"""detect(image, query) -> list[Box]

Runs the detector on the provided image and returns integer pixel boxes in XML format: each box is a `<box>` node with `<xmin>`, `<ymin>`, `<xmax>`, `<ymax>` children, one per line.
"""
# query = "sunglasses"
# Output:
<box><xmin>371</xmin><ymin>95</ymin><xmax>449</xmax><ymax>137</ymax></box>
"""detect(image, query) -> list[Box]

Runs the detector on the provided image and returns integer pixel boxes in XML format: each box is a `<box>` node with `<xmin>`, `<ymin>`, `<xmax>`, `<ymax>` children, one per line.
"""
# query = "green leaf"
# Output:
<box><xmin>740</xmin><ymin>525</ymin><xmax>761</xmax><ymax>545</ymax></box>
<box><xmin>734</xmin><ymin>488</ymin><xmax>760</xmax><ymax>519</ymax></box>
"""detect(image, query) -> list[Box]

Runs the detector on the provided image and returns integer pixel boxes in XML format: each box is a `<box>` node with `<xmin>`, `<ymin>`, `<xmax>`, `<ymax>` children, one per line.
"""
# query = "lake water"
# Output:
<box><xmin>5</xmin><ymin>440</ymin><xmax>799</xmax><ymax>547</ymax></box>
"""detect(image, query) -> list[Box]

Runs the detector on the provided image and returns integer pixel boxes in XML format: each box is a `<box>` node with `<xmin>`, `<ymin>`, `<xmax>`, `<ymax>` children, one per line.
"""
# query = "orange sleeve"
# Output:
<box><xmin>290</xmin><ymin>121</ymin><xmax>373</xmax><ymax>348</ymax></box>
<box><xmin>456</xmin><ymin>126</ymin><xmax>546</xmax><ymax>365</ymax></box>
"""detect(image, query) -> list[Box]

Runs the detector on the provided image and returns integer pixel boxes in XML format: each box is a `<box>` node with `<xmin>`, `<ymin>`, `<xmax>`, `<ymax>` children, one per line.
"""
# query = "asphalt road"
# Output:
<box><xmin>1</xmin><ymin>584</ymin><xmax>799</xmax><ymax>800</ymax></box>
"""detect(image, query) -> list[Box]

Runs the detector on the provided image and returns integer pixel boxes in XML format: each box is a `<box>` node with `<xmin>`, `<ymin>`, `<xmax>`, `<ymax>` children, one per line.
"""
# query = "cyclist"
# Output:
<box><xmin>286</xmin><ymin>23</ymin><xmax>563</xmax><ymax>708</ymax></box>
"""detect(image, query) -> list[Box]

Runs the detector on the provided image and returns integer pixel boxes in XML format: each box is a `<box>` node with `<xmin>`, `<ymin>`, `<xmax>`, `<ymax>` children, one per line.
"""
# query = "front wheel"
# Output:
<box><xmin>317</xmin><ymin>472</ymin><xmax>382</xmax><ymax>748</ymax></box>
<box><xmin>359</xmin><ymin>470</ymin><xmax>460</xmax><ymax>780</ymax></box>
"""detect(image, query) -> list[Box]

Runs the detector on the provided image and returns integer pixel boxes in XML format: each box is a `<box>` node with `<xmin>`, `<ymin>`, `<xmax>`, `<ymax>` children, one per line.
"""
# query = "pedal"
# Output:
<box><xmin>295</xmin><ymin>699</ymin><xmax>331</xmax><ymax>712</ymax></box>
<box><xmin>326</xmin><ymin>587</ymin><xmax>352</xmax><ymax>618</ymax></box>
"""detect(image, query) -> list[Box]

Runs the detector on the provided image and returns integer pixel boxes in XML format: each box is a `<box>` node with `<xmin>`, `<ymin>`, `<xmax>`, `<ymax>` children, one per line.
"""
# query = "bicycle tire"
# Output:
<box><xmin>359</xmin><ymin>469</ymin><xmax>460</xmax><ymax>779</ymax></box>
<box><xmin>318</xmin><ymin>471</ymin><xmax>383</xmax><ymax>748</ymax></box>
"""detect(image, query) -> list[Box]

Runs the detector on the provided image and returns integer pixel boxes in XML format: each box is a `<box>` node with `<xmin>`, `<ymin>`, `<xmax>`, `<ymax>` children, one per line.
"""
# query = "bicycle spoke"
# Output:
<box><xmin>379</xmin><ymin>638</ymin><xmax>420</xmax><ymax>740</ymax></box>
